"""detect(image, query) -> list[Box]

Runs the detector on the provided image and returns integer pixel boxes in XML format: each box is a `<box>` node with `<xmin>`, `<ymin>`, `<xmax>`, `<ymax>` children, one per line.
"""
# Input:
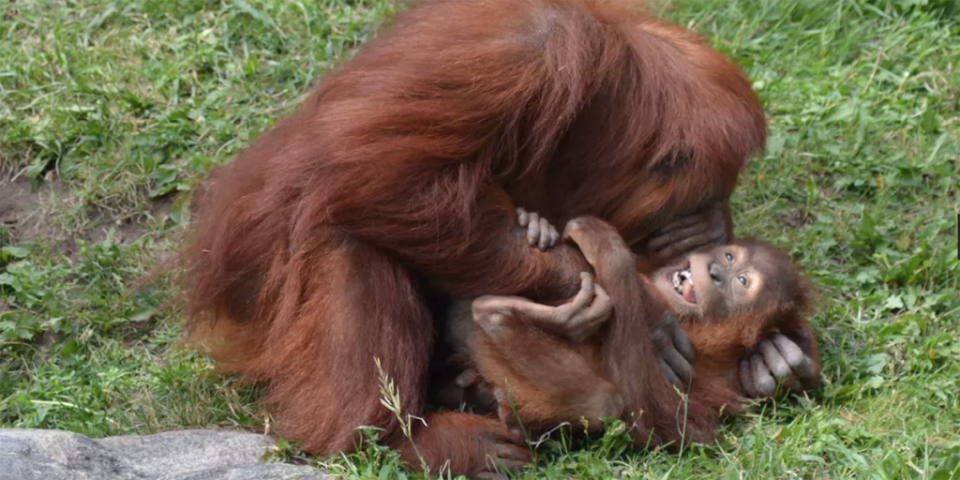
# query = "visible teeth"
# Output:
<box><xmin>672</xmin><ymin>269</ymin><xmax>693</xmax><ymax>295</ymax></box>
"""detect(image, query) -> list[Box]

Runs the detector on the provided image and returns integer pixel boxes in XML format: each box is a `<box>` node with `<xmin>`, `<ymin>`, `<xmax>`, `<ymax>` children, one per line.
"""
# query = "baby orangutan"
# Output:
<box><xmin>438</xmin><ymin>216</ymin><xmax>820</xmax><ymax>448</ymax></box>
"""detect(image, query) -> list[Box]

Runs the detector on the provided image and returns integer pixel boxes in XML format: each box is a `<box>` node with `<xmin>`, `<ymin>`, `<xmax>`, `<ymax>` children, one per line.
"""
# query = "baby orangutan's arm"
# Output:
<box><xmin>470</xmin><ymin>277</ymin><xmax>623</xmax><ymax>434</ymax></box>
<box><xmin>442</xmin><ymin>213</ymin><xmax>694</xmax><ymax>432</ymax></box>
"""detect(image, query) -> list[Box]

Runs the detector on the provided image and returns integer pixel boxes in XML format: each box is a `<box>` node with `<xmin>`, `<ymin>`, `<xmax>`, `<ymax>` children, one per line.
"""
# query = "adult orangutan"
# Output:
<box><xmin>182</xmin><ymin>0</ymin><xmax>768</xmax><ymax>477</ymax></box>
<box><xmin>448</xmin><ymin>216</ymin><xmax>820</xmax><ymax>450</ymax></box>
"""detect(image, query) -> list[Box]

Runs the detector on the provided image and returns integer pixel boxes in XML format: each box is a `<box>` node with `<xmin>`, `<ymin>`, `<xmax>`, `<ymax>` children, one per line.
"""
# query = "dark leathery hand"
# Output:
<box><xmin>651</xmin><ymin>311</ymin><xmax>695</xmax><ymax>387</ymax></box>
<box><xmin>739</xmin><ymin>333</ymin><xmax>818</xmax><ymax>398</ymax></box>
<box><xmin>639</xmin><ymin>208</ymin><xmax>727</xmax><ymax>264</ymax></box>
<box><xmin>473</xmin><ymin>420</ymin><xmax>530</xmax><ymax>480</ymax></box>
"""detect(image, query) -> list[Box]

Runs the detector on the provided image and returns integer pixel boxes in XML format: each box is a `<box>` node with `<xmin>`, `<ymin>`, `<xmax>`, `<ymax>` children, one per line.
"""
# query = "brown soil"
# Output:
<box><xmin>0</xmin><ymin>176</ymin><xmax>66</xmax><ymax>246</ymax></box>
<box><xmin>1</xmin><ymin>175</ymin><xmax>176</xmax><ymax>255</ymax></box>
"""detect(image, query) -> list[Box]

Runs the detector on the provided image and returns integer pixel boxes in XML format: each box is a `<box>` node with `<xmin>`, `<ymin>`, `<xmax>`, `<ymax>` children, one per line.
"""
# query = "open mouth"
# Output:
<box><xmin>670</xmin><ymin>262</ymin><xmax>697</xmax><ymax>304</ymax></box>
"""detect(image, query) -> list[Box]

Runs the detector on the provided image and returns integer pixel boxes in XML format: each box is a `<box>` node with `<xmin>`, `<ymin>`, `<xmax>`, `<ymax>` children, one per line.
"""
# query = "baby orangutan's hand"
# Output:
<box><xmin>516</xmin><ymin>208</ymin><xmax>560</xmax><ymax>251</ymax></box>
<box><xmin>739</xmin><ymin>330</ymin><xmax>820</xmax><ymax>398</ymax></box>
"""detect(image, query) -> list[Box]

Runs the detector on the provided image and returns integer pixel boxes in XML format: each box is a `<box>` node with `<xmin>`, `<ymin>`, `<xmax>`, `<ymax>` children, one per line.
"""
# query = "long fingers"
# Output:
<box><xmin>666</xmin><ymin>314</ymin><xmax>694</xmax><ymax>363</ymax></box>
<box><xmin>479</xmin><ymin>437</ymin><xmax>531</xmax><ymax>480</ymax></box>
<box><xmin>493</xmin><ymin>442</ymin><xmax>529</xmax><ymax>462</ymax></box>
<box><xmin>759</xmin><ymin>339</ymin><xmax>792</xmax><ymax>379</ymax></box>
<box><xmin>565</xmin><ymin>272</ymin><xmax>595</xmax><ymax>313</ymax></box>
<box><xmin>772</xmin><ymin>334</ymin><xmax>815</xmax><ymax>380</ymax></box>
<box><xmin>526</xmin><ymin>211</ymin><xmax>542</xmax><ymax>247</ymax></box>
<box><xmin>582</xmin><ymin>283</ymin><xmax>612</xmax><ymax>318</ymax></box>
<box><xmin>574</xmin><ymin>284</ymin><xmax>612</xmax><ymax>329</ymax></box>
<box><xmin>517</xmin><ymin>208</ymin><xmax>558</xmax><ymax>250</ymax></box>
<box><xmin>654</xmin><ymin>227</ymin><xmax>726</xmax><ymax>260</ymax></box>
<box><xmin>652</xmin><ymin>211</ymin><xmax>705</xmax><ymax>235</ymax></box>
<box><xmin>562</xmin><ymin>279</ymin><xmax>611</xmax><ymax>341</ymax></box>
<box><xmin>750</xmin><ymin>354</ymin><xmax>777</xmax><ymax>397</ymax></box>
<box><xmin>651</xmin><ymin>316</ymin><xmax>694</xmax><ymax>387</ymax></box>
<box><xmin>516</xmin><ymin>208</ymin><xmax>529</xmax><ymax>227</ymax></box>
<box><xmin>646</xmin><ymin>221</ymin><xmax>710</xmax><ymax>251</ymax></box>
<box><xmin>740</xmin><ymin>357</ymin><xmax>758</xmax><ymax>397</ymax></box>
<box><xmin>662</xmin><ymin>346</ymin><xmax>694</xmax><ymax>386</ymax></box>
<box><xmin>538</xmin><ymin>217</ymin><xmax>553</xmax><ymax>250</ymax></box>
<box><xmin>741</xmin><ymin>334</ymin><xmax>817</xmax><ymax>399</ymax></box>
<box><xmin>661</xmin><ymin>359</ymin><xmax>681</xmax><ymax>386</ymax></box>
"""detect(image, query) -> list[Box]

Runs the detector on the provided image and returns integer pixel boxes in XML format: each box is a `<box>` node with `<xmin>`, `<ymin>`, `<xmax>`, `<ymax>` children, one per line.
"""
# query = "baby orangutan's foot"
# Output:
<box><xmin>472</xmin><ymin>272</ymin><xmax>611</xmax><ymax>343</ymax></box>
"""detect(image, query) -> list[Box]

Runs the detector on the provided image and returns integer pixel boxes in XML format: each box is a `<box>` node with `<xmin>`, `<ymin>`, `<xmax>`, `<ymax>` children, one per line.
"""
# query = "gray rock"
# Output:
<box><xmin>0</xmin><ymin>429</ymin><xmax>133</xmax><ymax>480</ymax></box>
<box><xmin>0</xmin><ymin>429</ymin><xmax>327</xmax><ymax>480</ymax></box>
<box><xmin>169</xmin><ymin>464</ymin><xmax>326</xmax><ymax>480</ymax></box>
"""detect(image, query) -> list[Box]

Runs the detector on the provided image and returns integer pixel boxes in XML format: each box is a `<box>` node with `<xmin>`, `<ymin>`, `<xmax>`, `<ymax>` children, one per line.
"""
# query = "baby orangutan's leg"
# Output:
<box><xmin>429</xmin><ymin>210</ymin><xmax>593</xmax><ymax>414</ymax></box>
<box><xmin>471</xmin><ymin>276</ymin><xmax>623</xmax><ymax>434</ymax></box>
<box><xmin>563</xmin><ymin>216</ymin><xmax>695</xmax><ymax>387</ymax></box>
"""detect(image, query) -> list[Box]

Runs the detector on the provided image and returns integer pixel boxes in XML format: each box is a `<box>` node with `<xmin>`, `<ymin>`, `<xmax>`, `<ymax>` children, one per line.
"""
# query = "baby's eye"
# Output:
<box><xmin>738</xmin><ymin>275</ymin><xmax>747</xmax><ymax>286</ymax></box>
<box><xmin>725</xmin><ymin>253</ymin><xmax>734</xmax><ymax>263</ymax></box>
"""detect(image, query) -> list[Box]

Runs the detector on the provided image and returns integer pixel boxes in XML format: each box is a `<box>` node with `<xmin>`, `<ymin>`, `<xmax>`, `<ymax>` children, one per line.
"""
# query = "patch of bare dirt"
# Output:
<box><xmin>83</xmin><ymin>195</ymin><xmax>175</xmax><ymax>248</ymax></box>
<box><xmin>0</xmin><ymin>176</ymin><xmax>67</xmax><ymax>246</ymax></box>
<box><xmin>1</xmin><ymin>175</ymin><xmax>176</xmax><ymax>256</ymax></box>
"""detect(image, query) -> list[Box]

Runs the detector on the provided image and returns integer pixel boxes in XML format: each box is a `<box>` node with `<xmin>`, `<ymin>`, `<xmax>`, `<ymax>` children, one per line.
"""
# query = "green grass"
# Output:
<box><xmin>1</xmin><ymin>0</ymin><xmax>958</xmax><ymax>478</ymax></box>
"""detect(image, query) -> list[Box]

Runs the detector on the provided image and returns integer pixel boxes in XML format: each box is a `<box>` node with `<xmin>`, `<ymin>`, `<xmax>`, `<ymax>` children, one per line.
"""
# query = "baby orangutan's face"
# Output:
<box><xmin>652</xmin><ymin>243</ymin><xmax>788</xmax><ymax>323</ymax></box>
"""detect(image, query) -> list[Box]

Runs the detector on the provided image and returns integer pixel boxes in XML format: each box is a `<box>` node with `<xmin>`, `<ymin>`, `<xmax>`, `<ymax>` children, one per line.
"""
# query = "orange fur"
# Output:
<box><xmin>464</xmin><ymin>226</ymin><xmax>818</xmax><ymax>449</ymax></box>
<box><xmin>180</xmin><ymin>0</ymin><xmax>765</xmax><ymax>476</ymax></box>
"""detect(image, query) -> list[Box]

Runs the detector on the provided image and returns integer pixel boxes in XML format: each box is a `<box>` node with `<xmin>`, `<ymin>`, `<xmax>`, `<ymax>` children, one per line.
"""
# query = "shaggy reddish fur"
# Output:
<box><xmin>469</xmin><ymin>224</ymin><xmax>820</xmax><ymax>448</ymax></box>
<box><xmin>181</xmin><ymin>0</ymin><xmax>765</xmax><ymax>475</ymax></box>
